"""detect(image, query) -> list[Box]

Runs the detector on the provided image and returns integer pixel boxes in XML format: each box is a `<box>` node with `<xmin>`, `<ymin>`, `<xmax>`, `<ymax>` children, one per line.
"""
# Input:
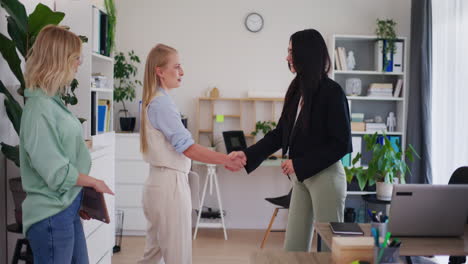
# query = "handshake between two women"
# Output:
<box><xmin>224</xmin><ymin>151</ymin><xmax>247</xmax><ymax>172</ymax></box>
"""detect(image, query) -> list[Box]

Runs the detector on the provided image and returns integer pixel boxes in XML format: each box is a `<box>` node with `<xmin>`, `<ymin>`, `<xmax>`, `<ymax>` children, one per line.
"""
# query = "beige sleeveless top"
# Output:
<box><xmin>142</xmin><ymin>91</ymin><xmax>191</xmax><ymax>174</ymax></box>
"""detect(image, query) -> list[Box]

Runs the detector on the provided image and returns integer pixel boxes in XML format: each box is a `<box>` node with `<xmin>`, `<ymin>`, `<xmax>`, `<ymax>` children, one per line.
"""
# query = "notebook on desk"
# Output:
<box><xmin>329</xmin><ymin>222</ymin><xmax>364</xmax><ymax>235</ymax></box>
<box><xmin>80</xmin><ymin>187</ymin><xmax>110</xmax><ymax>224</ymax></box>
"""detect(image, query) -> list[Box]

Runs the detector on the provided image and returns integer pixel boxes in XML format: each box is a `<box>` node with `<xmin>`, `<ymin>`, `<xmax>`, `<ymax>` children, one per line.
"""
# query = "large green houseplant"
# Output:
<box><xmin>113</xmin><ymin>50</ymin><xmax>142</xmax><ymax>132</ymax></box>
<box><xmin>345</xmin><ymin>133</ymin><xmax>419</xmax><ymax>200</ymax></box>
<box><xmin>0</xmin><ymin>0</ymin><xmax>71</xmax><ymax>166</ymax></box>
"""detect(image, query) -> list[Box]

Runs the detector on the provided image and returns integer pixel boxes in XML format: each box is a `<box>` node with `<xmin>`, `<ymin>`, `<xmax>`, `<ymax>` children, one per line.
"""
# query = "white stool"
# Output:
<box><xmin>193</xmin><ymin>164</ymin><xmax>228</xmax><ymax>240</ymax></box>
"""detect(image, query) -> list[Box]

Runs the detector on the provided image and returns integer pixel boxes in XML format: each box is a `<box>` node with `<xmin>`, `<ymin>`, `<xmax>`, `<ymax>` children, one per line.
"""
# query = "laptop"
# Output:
<box><xmin>388</xmin><ymin>184</ymin><xmax>468</xmax><ymax>237</ymax></box>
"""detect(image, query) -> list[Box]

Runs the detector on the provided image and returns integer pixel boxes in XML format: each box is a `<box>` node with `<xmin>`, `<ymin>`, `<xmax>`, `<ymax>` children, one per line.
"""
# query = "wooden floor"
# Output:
<box><xmin>112</xmin><ymin>229</ymin><xmax>287</xmax><ymax>264</ymax></box>
<box><xmin>112</xmin><ymin>230</ymin><xmax>449</xmax><ymax>264</ymax></box>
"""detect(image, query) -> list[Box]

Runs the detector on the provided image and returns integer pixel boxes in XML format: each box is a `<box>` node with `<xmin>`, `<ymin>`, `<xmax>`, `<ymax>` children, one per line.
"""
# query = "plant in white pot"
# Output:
<box><xmin>345</xmin><ymin>133</ymin><xmax>419</xmax><ymax>201</ymax></box>
<box><xmin>114</xmin><ymin>50</ymin><xmax>142</xmax><ymax>132</ymax></box>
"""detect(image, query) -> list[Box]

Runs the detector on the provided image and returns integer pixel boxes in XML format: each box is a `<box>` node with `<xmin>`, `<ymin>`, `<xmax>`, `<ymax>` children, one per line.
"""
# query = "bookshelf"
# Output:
<box><xmin>55</xmin><ymin>1</ymin><xmax>115</xmax><ymax>263</ymax></box>
<box><xmin>330</xmin><ymin>34</ymin><xmax>408</xmax><ymax>166</ymax></box>
<box><xmin>196</xmin><ymin>97</ymin><xmax>284</xmax><ymax>152</ymax></box>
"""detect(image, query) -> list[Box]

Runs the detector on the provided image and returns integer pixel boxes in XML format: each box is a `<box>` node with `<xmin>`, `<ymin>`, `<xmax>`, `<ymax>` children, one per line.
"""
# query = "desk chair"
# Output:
<box><xmin>260</xmin><ymin>190</ymin><xmax>291</xmax><ymax>249</ymax></box>
<box><xmin>8</xmin><ymin>224</ymin><xmax>33</xmax><ymax>264</ymax></box>
<box><xmin>448</xmin><ymin>166</ymin><xmax>468</xmax><ymax>264</ymax></box>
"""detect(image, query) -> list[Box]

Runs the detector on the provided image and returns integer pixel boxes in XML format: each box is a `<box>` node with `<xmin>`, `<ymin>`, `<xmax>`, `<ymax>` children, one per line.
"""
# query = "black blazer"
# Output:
<box><xmin>243</xmin><ymin>77</ymin><xmax>352</xmax><ymax>182</ymax></box>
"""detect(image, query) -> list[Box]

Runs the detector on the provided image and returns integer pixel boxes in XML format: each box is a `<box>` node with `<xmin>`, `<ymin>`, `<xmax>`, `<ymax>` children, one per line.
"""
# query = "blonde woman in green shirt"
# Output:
<box><xmin>20</xmin><ymin>25</ymin><xmax>113</xmax><ymax>264</ymax></box>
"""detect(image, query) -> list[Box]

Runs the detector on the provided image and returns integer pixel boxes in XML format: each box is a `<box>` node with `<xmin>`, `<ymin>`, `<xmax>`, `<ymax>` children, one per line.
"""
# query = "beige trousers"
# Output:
<box><xmin>138</xmin><ymin>166</ymin><xmax>192</xmax><ymax>264</ymax></box>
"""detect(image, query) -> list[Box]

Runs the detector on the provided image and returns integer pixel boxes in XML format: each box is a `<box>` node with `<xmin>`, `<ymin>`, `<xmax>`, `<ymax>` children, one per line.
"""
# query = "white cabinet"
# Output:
<box><xmin>84</xmin><ymin>132</ymin><xmax>115</xmax><ymax>264</ymax></box>
<box><xmin>115</xmin><ymin>133</ymin><xmax>147</xmax><ymax>235</ymax></box>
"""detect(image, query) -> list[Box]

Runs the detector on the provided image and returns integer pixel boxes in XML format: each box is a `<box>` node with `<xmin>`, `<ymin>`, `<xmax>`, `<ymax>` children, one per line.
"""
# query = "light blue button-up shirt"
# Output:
<box><xmin>147</xmin><ymin>88</ymin><xmax>194</xmax><ymax>153</ymax></box>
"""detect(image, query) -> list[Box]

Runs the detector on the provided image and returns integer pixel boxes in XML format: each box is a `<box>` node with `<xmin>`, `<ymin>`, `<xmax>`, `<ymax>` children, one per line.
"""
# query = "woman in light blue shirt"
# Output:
<box><xmin>138</xmin><ymin>44</ymin><xmax>245</xmax><ymax>264</ymax></box>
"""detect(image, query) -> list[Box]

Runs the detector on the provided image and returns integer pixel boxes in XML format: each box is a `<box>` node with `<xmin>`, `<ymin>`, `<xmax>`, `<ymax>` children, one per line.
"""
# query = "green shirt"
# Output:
<box><xmin>20</xmin><ymin>88</ymin><xmax>91</xmax><ymax>235</ymax></box>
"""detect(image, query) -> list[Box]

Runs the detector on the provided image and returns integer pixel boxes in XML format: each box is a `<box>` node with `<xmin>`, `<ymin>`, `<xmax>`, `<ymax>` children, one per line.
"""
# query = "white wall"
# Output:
<box><xmin>114</xmin><ymin>0</ymin><xmax>411</xmax><ymax>229</ymax></box>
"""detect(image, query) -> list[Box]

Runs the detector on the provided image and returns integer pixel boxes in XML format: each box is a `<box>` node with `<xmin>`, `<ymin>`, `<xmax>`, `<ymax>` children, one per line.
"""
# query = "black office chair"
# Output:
<box><xmin>260</xmin><ymin>190</ymin><xmax>291</xmax><ymax>248</ymax></box>
<box><xmin>448</xmin><ymin>166</ymin><xmax>468</xmax><ymax>264</ymax></box>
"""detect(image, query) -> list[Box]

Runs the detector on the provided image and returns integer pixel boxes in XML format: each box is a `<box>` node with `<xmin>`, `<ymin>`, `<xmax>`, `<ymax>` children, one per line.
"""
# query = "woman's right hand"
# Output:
<box><xmin>225</xmin><ymin>151</ymin><xmax>247</xmax><ymax>171</ymax></box>
<box><xmin>92</xmin><ymin>179</ymin><xmax>114</xmax><ymax>195</ymax></box>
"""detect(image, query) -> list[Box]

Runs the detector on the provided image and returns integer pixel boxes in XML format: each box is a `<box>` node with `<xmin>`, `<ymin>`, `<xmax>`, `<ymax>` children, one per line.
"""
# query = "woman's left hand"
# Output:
<box><xmin>281</xmin><ymin>159</ymin><xmax>295</xmax><ymax>175</ymax></box>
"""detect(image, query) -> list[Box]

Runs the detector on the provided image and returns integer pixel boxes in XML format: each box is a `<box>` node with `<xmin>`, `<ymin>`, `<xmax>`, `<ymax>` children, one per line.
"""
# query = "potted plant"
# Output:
<box><xmin>345</xmin><ymin>133</ymin><xmax>419</xmax><ymax>201</ymax></box>
<box><xmin>113</xmin><ymin>50</ymin><xmax>142</xmax><ymax>132</ymax></box>
<box><xmin>251</xmin><ymin>120</ymin><xmax>277</xmax><ymax>136</ymax></box>
<box><xmin>375</xmin><ymin>19</ymin><xmax>397</xmax><ymax>71</ymax></box>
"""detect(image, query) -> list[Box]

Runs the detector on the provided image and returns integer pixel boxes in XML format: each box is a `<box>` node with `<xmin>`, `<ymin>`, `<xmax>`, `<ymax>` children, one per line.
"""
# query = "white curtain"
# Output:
<box><xmin>431</xmin><ymin>0</ymin><xmax>468</xmax><ymax>184</ymax></box>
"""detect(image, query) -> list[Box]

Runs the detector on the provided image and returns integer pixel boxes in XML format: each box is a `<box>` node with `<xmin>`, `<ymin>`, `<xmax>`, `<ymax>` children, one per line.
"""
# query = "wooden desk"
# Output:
<box><xmin>251</xmin><ymin>251</ymin><xmax>331</xmax><ymax>264</ymax></box>
<box><xmin>315</xmin><ymin>222</ymin><xmax>468</xmax><ymax>256</ymax></box>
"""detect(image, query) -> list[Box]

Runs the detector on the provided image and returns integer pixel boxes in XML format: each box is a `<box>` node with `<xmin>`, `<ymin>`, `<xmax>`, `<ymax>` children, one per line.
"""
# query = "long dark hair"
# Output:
<box><xmin>281</xmin><ymin>29</ymin><xmax>331</xmax><ymax>126</ymax></box>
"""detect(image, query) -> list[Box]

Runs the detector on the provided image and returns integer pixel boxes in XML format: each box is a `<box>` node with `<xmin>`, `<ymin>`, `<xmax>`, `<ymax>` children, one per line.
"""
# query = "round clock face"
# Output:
<box><xmin>245</xmin><ymin>12</ymin><xmax>264</xmax><ymax>33</ymax></box>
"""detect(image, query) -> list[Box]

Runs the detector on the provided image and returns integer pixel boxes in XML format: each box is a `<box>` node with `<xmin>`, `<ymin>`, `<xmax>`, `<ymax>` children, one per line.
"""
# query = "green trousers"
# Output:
<box><xmin>284</xmin><ymin>161</ymin><xmax>347</xmax><ymax>251</ymax></box>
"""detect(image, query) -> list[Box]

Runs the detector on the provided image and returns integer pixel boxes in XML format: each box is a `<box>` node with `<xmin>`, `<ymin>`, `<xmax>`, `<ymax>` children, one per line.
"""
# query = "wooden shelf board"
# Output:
<box><xmin>212</xmin><ymin>114</ymin><xmax>241</xmax><ymax>118</ymax></box>
<box><xmin>199</xmin><ymin>97</ymin><xmax>284</xmax><ymax>102</ymax></box>
<box><xmin>335</xmin><ymin>70</ymin><xmax>404</xmax><ymax>76</ymax></box>
<box><xmin>346</xmin><ymin>96</ymin><xmax>404</xmax><ymax>101</ymax></box>
<box><xmin>92</xmin><ymin>52</ymin><xmax>114</xmax><ymax>63</ymax></box>
<box><xmin>199</xmin><ymin>129</ymin><xmax>213</xmax><ymax>133</ymax></box>
<box><xmin>351</xmin><ymin>131</ymin><xmax>403</xmax><ymax>135</ymax></box>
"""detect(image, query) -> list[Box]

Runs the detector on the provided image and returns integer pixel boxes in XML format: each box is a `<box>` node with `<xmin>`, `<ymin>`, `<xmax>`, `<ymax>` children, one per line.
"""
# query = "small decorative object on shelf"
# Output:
<box><xmin>209</xmin><ymin>87</ymin><xmax>220</xmax><ymax>98</ymax></box>
<box><xmin>386</xmin><ymin>112</ymin><xmax>396</xmax><ymax>132</ymax></box>
<box><xmin>92</xmin><ymin>73</ymin><xmax>108</xmax><ymax>88</ymax></box>
<box><xmin>345</xmin><ymin>78</ymin><xmax>362</xmax><ymax>96</ymax></box>
<box><xmin>346</xmin><ymin>50</ymin><xmax>356</xmax><ymax>70</ymax></box>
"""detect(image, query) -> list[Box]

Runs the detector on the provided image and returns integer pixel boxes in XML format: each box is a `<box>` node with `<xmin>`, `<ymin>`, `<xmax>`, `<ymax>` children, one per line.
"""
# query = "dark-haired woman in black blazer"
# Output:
<box><xmin>228</xmin><ymin>29</ymin><xmax>352</xmax><ymax>251</ymax></box>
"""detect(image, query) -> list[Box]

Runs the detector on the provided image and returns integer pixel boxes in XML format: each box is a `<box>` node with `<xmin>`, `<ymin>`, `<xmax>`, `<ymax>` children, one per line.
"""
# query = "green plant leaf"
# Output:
<box><xmin>0</xmin><ymin>0</ymin><xmax>28</xmax><ymax>33</ymax></box>
<box><xmin>0</xmin><ymin>33</ymin><xmax>25</xmax><ymax>88</ymax></box>
<box><xmin>0</xmin><ymin>80</ymin><xmax>23</xmax><ymax>135</ymax></box>
<box><xmin>7</xmin><ymin>16</ymin><xmax>27</xmax><ymax>57</ymax></box>
<box><xmin>28</xmin><ymin>3</ymin><xmax>65</xmax><ymax>38</ymax></box>
<box><xmin>0</xmin><ymin>143</ymin><xmax>20</xmax><ymax>167</ymax></box>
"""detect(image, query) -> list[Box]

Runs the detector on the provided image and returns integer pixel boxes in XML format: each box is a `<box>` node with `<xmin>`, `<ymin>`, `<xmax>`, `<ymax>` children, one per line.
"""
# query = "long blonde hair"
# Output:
<box><xmin>25</xmin><ymin>25</ymin><xmax>82</xmax><ymax>96</ymax></box>
<box><xmin>140</xmin><ymin>44</ymin><xmax>177</xmax><ymax>154</ymax></box>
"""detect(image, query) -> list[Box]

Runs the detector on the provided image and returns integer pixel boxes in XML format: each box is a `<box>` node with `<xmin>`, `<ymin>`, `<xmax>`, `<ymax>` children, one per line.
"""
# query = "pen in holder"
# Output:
<box><xmin>373</xmin><ymin>246</ymin><xmax>400</xmax><ymax>264</ymax></box>
<box><xmin>371</xmin><ymin>221</ymin><xmax>388</xmax><ymax>240</ymax></box>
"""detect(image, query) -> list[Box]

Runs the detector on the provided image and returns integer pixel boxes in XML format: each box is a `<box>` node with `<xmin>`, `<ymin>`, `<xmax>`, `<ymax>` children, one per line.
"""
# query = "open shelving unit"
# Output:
<box><xmin>329</xmin><ymin>34</ymin><xmax>408</xmax><ymax>166</ymax></box>
<box><xmin>196</xmin><ymin>97</ymin><xmax>284</xmax><ymax>150</ymax></box>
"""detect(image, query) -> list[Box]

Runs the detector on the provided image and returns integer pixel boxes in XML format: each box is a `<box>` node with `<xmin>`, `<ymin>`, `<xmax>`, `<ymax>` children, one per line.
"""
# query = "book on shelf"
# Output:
<box><xmin>92</xmin><ymin>7</ymin><xmax>100</xmax><ymax>54</ymax></box>
<box><xmin>367</xmin><ymin>83</ymin><xmax>393</xmax><ymax>97</ymax></box>
<box><xmin>351</xmin><ymin>136</ymin><xmax>362</xmax><ymax>166</ymax></box>
<box><xmin>377</xmin><ymin>135</ymin><xmax>401</xmax><ymax>152</ymax></box>
<box><xmin>366</xmin><ymin>122</ymin><xmax>387</xmax><ymax>133</ymax></box>
<box><xmin>91</xmin><ymin>91</ymin><xmax>97</xmax><ymax>136</ymax></box>
<box><xmin>341</xmin><ymin>153</ymin><xmax>351</xmax><ymax>167</ymax></box>
<box><xmin>375</xmin><ymin>39</ymin><xmax>404</xmax><ymax>73</ymax></box>
<box><xmin>334</xmin><ymin>48</ymin><xmax>342</xmax><ymax>70</ymax></box>
<box><xmin>97</xmin><ymin>99</ymin><xmax>111</xmax><ymax>133</ymax></box>
<box><xmin>338</xmin><ymin>47</ymin><xmax>348</xmax><ymax>71</ymax></box>
<box><xmin>92</xmin><ymin>6</ymin><xmax>110</xmax><ymax>56</ymax></box>
<box><xmin>351</xmin><ymin>113</ymin><xmax>364</xmax><ymax>122</ymax></box>
<box><xmin>393</xmin><ymin>79</ymin><xmax>403</xmax><ymax>97</ymax></box>
<box><xmin>392</xmin><ymin>41</ymin><xmax>404</xmax><ymax>73</ymax></box>
<box><xmin>351</xmin><ymin>122</ymin><xmax>365</xmax><ymax>131</ymax></box>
